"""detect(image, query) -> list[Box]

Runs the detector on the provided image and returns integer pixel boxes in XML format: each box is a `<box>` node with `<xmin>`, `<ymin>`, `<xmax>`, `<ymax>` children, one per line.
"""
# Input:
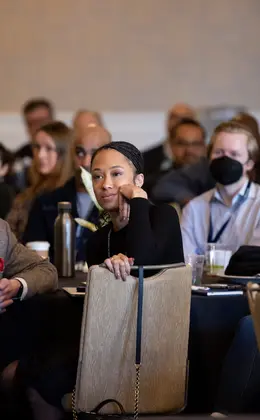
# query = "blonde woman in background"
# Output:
<box><xmin>6</xmin><ymin>121</ymin><xmax>73</xmax><ymax>240</ymax></box>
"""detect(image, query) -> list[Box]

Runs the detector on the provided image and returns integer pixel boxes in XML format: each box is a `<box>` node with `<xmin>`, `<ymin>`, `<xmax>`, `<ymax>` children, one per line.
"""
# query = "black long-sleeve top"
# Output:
<box><xmin>86</xmin><ymin>198</ymin><xmax>184</xmax><ymax>268</ymax></box>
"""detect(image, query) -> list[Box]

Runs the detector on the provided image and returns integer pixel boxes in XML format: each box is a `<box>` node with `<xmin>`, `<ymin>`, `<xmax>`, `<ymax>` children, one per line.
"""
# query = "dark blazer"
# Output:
<box><xmin>23</xmin><ymin>177</ymin><xmax>99</xmax><ymax>262</ymax></box>
<box><xmin>0</xmin><ymin>182</ymin><xmax>15</xmax><ymax>219</ymax></box>
<box><xmin>143</xmin><ymin>143</ymin><xmax>166</xmax><ymax>176</ymax></box>
<box><xmin>151</xmin><ymin>158</ymin><xmax>216</xmax><ymax>206</ymax></box>
<box><xmin>13</xmin><ymin>143</ymin><xmax>33</xmax><ymax>192</ymax></box>
<box><xmin>15</xmin><ymin>143</ymin><xmax>33</xmax><ymax>159</ymax></box>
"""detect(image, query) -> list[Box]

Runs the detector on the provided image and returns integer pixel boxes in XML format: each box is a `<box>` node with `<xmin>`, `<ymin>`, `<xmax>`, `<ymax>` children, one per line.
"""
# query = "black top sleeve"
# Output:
<box><xmin>126</xmin><ymin>198</ymin><xmax>184</xmax><ymax>265</ymax></box>
<box><xmin>86</xmin><ymin>198</ymin><xmax>184</xmax><ymax>268</ymax></box>
<box><xmin>86</xmin><ymin>224</ymin><xmax>110</xmax><ymax>268</ymax></box>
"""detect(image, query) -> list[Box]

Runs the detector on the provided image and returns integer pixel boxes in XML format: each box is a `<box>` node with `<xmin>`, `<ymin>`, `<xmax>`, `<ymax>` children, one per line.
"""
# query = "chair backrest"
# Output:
<box><xmin>75</xmin><ymin>264</ymin><xmax>192</xmax><ymax>415</ymax></box>
<box><xmin>247</xmin><ymin>282</ymin><xmax>260</xmax><ymax>350</ymax></box>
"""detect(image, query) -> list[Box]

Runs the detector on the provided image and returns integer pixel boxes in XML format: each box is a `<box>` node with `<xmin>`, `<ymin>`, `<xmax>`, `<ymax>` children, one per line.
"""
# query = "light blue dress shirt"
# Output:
<box><xmin>181</xmin><ymin>181</ymin><xmax>260</xmax><ymax>258</ymax></box>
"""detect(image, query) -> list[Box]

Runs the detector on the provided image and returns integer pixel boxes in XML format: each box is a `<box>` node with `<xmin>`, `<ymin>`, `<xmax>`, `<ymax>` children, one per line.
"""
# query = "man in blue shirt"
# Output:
<box><xmin>181</xmin><ymin>120</ymin><xmax>260</xmax><ymax>257</ymax></box>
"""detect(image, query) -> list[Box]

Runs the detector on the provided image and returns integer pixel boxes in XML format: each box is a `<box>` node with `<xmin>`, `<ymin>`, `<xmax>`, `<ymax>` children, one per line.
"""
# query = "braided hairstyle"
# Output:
<box><xmin>91</xmin><ymin>141</ymin><xmax>144</xmax><ymax>174</ymax></box>
<box><xmin>91</xmin><ymin>141</ymin><xmax>144</xmax><ymax>227</ymax></box>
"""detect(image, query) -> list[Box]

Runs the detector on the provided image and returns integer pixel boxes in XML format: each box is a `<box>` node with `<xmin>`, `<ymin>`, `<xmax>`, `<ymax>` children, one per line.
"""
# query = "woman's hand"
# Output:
<box><xmin>119</xmin><ymin>185</ymin><xmax>147</xmax><ymax>201</ymax></box>
<box><xmin>104</xmin><ymin>253</ymin><xmax>134</xmax><ymax>281</ymax></box>
<box><xmin>116</xmin><ymin>185</ymin><xmax>147</xmax><ymax>229</ymax></box>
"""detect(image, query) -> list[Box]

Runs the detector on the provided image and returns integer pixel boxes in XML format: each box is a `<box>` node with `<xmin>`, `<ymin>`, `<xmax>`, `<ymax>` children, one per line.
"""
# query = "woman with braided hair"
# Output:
<box><xmin>87</xmin><ymin>141</ymin><xmax>184</xmax><ymax>279</ymax></box>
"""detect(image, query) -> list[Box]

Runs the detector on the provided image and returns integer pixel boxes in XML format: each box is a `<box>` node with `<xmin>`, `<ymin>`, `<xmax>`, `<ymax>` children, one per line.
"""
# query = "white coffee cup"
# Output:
<box><xmin>26</xmin><ymin>241</ymin><xmax>50</xmax><ymax>259</ymax></box>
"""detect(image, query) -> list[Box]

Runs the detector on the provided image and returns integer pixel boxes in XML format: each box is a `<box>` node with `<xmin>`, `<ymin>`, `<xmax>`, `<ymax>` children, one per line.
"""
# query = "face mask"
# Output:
<box><xmin>209</xmin><ymin>156</ymin><xmax>243</xmax><ymax>185</ymax></box>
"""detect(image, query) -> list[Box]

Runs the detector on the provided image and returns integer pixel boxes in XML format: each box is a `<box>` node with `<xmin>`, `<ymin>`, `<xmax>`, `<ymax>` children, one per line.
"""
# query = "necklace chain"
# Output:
<box><xmin>107</xmin><ymin>228</ymin><xmax>112</xmax><ymax>258</ymax></box>
<box><xmin>107</xmin><ymin>227</ymin><xmax>127</xmax><ymax>258</ymax></box>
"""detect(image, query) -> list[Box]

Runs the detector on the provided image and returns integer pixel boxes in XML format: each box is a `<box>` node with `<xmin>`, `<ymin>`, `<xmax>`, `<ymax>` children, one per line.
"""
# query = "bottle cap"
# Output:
<box><xmin>58</xmin><ymin>201</ymin><xmax>72</xmax><ymax>211</ymax></box>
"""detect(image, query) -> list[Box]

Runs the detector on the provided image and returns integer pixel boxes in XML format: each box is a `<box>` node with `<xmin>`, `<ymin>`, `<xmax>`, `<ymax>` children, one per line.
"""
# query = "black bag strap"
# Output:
<box><xmin>135</xmin><ymin>266</ymin><xmax>144</xmax><ymax>366</ymax></box>
<box><xmin>208</xmin><ymin>181</ymin><xmax>251</xmax><ymax>243</ymax></box>
<box><xmin>133</xmin><ymin>266</ymin><xmax>144</xmax><ymax>419</ymax></box>
<box><xmin>92</xmin><ymin>399</ymin><xmax>126</xmax><ymax>414</ymax></box>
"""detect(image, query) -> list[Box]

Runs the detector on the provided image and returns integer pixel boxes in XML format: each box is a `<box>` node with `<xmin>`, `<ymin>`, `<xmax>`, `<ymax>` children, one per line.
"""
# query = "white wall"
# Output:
<box><xmin>1</xmin><ymin>0</ymin><xmax>260</xmax><ymax>112</ymax></box>
<box><xmin>2</xmin><ymin>1</ymin><xmax>260</xmax><ymax>149</ymax></box>
<box><xmin>1</xmin><ymin>110</ymin><xmax>260</xmax><ymax>152</ymax></box>
<box><xmin>0</xmin><ymin>112</ymin><xmax>165</xmax><ymax>151</ymax></box>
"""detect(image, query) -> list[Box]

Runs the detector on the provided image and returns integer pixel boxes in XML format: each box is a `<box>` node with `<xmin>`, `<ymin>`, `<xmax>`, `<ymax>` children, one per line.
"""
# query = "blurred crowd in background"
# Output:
<box><xmin>0</xmin><ymin>97</ymin><xmax>260</xmax><ymax>257</ymax></box>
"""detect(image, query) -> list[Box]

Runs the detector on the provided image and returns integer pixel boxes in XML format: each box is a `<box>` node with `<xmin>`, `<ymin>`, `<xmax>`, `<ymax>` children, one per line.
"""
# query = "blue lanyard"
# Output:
<box><xmin>207</xmin><ymin>181</ymin><xmax>251</xmax><ymax>244</ymax></box>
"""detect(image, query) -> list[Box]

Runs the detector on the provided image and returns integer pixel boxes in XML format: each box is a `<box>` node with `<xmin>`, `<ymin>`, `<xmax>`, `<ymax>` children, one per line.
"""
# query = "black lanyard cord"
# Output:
<box><xmin>207</xmin><ymin>181</ymin><xmax>251</xmax><ymax>244</ymax></box>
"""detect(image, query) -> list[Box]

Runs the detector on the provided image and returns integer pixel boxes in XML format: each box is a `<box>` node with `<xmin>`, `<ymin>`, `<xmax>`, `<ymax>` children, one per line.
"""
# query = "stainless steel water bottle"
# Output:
<box><xmin>54</xmin><ymin>201</ymin><xmax>75</xmax><ymax>277</ymax></box>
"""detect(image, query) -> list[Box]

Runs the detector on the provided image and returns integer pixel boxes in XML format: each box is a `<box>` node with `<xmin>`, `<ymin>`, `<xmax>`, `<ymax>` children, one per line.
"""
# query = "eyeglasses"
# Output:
<box><xmin>27</xmin><ymin>117</ymin><xmax>51</xmax><ymax>128</ymax></box>
<box><xmin>75</xmin><ymin>146</ymin><xmax>97</xmax><ymax>158</ymax></box>
<box><xmin>173</xmin><ymin>139</ymin><xmax>205</xmax><ymax>148</ymax></box>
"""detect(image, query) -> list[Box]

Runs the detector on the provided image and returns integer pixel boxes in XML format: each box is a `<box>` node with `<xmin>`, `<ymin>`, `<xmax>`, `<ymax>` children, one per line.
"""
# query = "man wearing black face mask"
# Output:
<box><xmin>23</xmin><ymin>125</ymin><xmax>111</xmax><ymax>262</ymax></box>
<box><xmin>181</xmin><ymin>120</ymin><xmax>260</xmax><ymax>257</ymax></box>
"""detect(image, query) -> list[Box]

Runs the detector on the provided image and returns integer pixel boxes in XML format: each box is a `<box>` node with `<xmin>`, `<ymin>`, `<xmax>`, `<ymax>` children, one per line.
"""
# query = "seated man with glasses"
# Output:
<box><xmin>143</xmin><ymin>103</ymin><xmax>197</xmax><ymax>178</ymax></box>
<box><xmin>168</xmin><ymin>117</ymin><xmax>207</xmax><ymax>169</ymax></box>
<box><xmin>147</xmin><ymin>118</ymin><xmax>207</xmax><ymax>196</ymax></box>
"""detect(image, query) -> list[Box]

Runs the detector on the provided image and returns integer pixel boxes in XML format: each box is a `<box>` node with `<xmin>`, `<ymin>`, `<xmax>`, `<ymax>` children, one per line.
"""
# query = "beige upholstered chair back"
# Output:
<box><xmin>247</xmin><ymin>282</ymin><xmax>260</xmax><ymax>351</ymax></box>
<box><xmin>75</xmin><ymin>264</ymin><xmax>192</xmax><ymax>415</ymax></box>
